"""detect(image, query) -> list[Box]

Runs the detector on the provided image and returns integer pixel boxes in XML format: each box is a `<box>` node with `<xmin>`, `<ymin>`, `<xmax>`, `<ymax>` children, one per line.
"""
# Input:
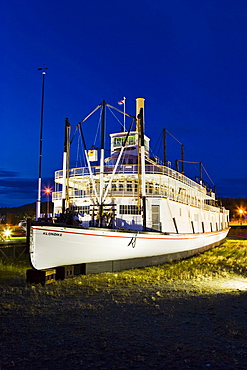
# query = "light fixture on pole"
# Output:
<box><xmin>36</xmin><ymin>65</ymin><xmax>48</xmax><ymax>220</ymax></box>
<box><xmin>44</xmin><ymin>187</ymin><xmax>52</xmax><ymax>216</ymax></box>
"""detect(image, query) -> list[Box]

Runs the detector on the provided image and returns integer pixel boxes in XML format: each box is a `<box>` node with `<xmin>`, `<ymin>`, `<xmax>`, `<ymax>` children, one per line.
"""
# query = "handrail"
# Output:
<box><xmin>55</xmin><ymin>164</ymin><xmax>205</xmax><ymax>193</ymax></box>
<box><xmin>52</xmin><ymin>188</ymin><xmax>221</xmax><ymax>212</ymax></box>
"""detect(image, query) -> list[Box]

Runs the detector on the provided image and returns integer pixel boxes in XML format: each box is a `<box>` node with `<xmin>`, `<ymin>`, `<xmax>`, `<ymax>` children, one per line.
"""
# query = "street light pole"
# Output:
<box><xmin>44</xmin><ymin>187</ymin><xmax>52</xmax><ymax>217</ymax></box>
<box><xmin>36</xmin><ymin>66</ymin><xmax>48</xmax><ymax>220</ymax></box>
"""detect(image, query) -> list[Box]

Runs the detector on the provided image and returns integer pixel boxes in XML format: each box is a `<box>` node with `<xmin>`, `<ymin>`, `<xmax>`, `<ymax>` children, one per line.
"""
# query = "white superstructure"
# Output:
<box><xmin>30</xmin><ymin>98</ymin><xmax>229</xmax><ymax>271</ymax></box>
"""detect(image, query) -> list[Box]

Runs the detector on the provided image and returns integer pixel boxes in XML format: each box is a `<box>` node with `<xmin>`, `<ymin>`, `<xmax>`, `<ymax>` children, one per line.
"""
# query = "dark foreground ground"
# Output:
<box><xmin>1</xmin><ymin>282</ymin><xmax>247</xmax><ymax>370</ymax></box>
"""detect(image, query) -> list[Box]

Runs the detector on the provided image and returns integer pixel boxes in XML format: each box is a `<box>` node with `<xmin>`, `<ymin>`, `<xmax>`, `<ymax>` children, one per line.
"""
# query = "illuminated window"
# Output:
<box><xmin>114</xmin><ymin>135</ymin><xmax>136</xmax><ymax>147</ymax></box>
<box><xmin>128</xmin><ymin>136</ymin><xmax>135</xmax><ymax>145</ymax></box>
<box><xmin>119</xmin><ymin>205</ymin><xmax>141</xmax><ymax>215</ymax></box>
<box><xmin>77</xmin><ymin>206</ymin><xmax>90</xmax><ymax>214</ymax></box>
<box><xmin>127</xmin><ymin>181</ymin><xmax>132</xmax><ymax>192</ymax></box>
<box><xmin>119</xmin><ymin>182</ymin><xmax>124</xmax><ymax>191</ymax></box>
<box><xmin>114</xmin><ymin>137</ymin><xmax>122</xmax><ymax>147</ymax></box>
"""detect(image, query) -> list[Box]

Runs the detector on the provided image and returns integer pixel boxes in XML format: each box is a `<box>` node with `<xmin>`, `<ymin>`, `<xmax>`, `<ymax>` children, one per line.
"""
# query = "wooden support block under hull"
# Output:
<box><xmin>26</xmin><ymin>268</ymin><xmax>56</xmax><ymax>285</ymax></box>
<box><xmin>56</xmin><ymin>265</ymin><xmax>74</xmax><ymax>280</ymax></box>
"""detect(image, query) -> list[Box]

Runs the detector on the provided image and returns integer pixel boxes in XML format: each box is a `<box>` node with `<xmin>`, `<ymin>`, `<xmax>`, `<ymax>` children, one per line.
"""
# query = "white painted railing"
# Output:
<box><xmin>55</xmin><ymin>164</ymin><xmax>205</xmax><ymax>192</ymax></box>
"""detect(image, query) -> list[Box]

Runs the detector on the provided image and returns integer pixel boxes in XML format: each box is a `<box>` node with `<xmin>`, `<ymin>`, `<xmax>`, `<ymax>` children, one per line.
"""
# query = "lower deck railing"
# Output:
<box><xmin>52</xmin><ymin>189</ymin><xmax>222</xmax><ymax>213</ymax></box>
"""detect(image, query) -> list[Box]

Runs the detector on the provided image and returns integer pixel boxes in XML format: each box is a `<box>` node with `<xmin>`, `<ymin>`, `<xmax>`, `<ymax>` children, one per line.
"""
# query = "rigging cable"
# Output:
<box><xmin>152</xmin><ymin>130</ymin><xmax>163</xmax><ymax>156</ymax></box>
<box><xmin>70</xmin><ymin>125</ymin><xmax>78</xmax><ymax>144</ymax></box>
<box><xmin>157</xmin><ymin>128</ymin><xmax>215</xmax><ymax>186</ymax></box>
<box><xmin>107</xmin><ymin>106</ymin><xmax>125</xmax><ymax>130</ymax></box>
<box><xmin>166</xmin><ymin>130</ymin><xmax>182</xmax><ymax>145</ymax></box>
<box><xmin>76</xmin><ymin>134</ymin><xmax>84</xmax><ymax>168</ymax></box>
<box><xmin>93</xmin><ymin>107</ymin><xmax>102</xmax><ymax>147</ymax></box>
<box><xmin>202</xmin><ymin>164</ymin><xmax>215</xmax><ymax>186</ymax></box>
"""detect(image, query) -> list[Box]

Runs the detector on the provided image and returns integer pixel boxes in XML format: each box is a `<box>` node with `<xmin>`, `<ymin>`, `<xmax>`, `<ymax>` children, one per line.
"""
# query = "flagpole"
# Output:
<box><xmin>118</xmin><ymin>97</ymin><xmax>126</xmax><ymax>131</ymax></box>
<box><xmin>123</xmin><ymin>96</ymin><xmax>126</xmax><ymax>132</ymax></box>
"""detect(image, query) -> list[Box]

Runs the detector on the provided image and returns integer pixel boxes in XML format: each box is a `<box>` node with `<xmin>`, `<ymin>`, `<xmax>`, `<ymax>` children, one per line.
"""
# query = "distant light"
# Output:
<box><xmin>4</xmin><ymin>229</ymin><xmax>11</xmax><ymax>238</ymax></box>
<box><xmin>44</xmin><ymin>187</ymin><xmax>52</xmax><ymax>194</ymax></box>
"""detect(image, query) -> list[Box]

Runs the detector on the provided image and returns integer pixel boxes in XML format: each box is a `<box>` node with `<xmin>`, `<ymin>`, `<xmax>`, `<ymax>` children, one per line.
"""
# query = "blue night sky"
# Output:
<box><xmin>1</xmin><ymin>0</ymin><xmax>247</xmax><ymax>207</ymax></box>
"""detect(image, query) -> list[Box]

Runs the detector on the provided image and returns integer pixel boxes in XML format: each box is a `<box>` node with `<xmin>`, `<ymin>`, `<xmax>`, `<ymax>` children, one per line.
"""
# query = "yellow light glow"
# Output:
<box><xmin>220</xmin><ymin>278</ymin><xmax>247</xmax><ymax>291</ymax></box>
<box><xmin>201</xmin><ymin>276</ymin><xmax>247</xmax><ymax>293</ymax></box>
<box><xmin>4</xmin><ymin>229</ymin><xmax>12</xmax><ymax>238</ymax></box>
<box><xmin>44</xmin><ymin>187</ymin><xmax>52</xmax><ymax>194</ymax></box>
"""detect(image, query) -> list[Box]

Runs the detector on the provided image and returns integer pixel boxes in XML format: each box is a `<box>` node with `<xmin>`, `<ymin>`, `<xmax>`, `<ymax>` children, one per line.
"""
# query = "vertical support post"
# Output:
<box><xmin>163</xmin><ymin>128</ymin><xmax>167</xmax><ymax>166</ymax></box>
<box><xmin>137</xmin><ymin>113</ymin><xmax>142</xmax><ymax>211</ymax></box>
<box><xmin>136</xmin><ymin>98</ymin><xmax>145</xmax><ymax>215</ymax></box>
<box><xmin>26</xmin><ymin>217</ymin><xmax>31</xmax><ymax>254</ymax></box>
<box><xmin>62</xmin><ymin>118</ymin><xmax>71</xmax><ymax>214</ymax></box>
<box><xmin>123</xmin><ymin>96</ymin><xmax>126</xmax><ymax>132</ymax></box>
<box><xmin>140</xmin><ymin>107</ymin><xmax>146</xmax><ymax>231</ymax></box>
<box><xmin>99</xmin><ymin>100</ymin><xmax>106</xmax><ymax>226</ymax></box>
<box><xmin>200</xmin><ymin>162</ymin><xmax>203</xmax><ymax>184</ymax></box>
<box><xmin>181</xmin><ymin>144</ymin><xmax>184</xmax><ymax>174</ymax></box>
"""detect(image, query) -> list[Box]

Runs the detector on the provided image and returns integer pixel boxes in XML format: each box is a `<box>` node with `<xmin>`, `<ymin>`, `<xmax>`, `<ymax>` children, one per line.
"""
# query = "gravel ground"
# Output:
<box><xmin>1</xmin><ymin>282</ymin><xmax>247</xmax><ymax>370</ymax></box>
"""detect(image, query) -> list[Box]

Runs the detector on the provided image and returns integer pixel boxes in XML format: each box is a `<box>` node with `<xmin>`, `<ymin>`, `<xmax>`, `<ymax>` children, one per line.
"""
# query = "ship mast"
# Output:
<box><xmin>62</xmin><ymin>118</ymin><xmax>71</xmax><ymax>213</ymax></box>
<box><xmin>99</xmin><ymin>100</ymin><xmax>106</xmax><ymax>227</ymax></box>
<box><xmin>163</xmin><ymin>128</ymin><xmax>167</xmax><ymax>166</ymax></box>
<box><xmin>136</xmin><ymin>98</ymin><xmax>146</xmax><ymax>231</ymax></box>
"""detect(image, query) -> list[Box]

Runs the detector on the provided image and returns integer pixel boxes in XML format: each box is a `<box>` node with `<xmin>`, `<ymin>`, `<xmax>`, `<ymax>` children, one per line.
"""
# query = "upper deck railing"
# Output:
<box><xmin>55</xmin><ymin>163</ymin><xmax>208</xmax><ymax>194</ymax></box>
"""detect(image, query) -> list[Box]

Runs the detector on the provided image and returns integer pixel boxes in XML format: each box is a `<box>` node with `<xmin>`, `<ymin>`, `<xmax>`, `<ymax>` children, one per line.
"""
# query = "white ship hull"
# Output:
<box><xmin>30</xmin><ymin>99</ymin><xmax>230</xmax><ymax>272</ymax></box>
<box><xmin>30</xmin><ymin>225</ymin><xmax>229</xmax><ymax>270</ymax></box>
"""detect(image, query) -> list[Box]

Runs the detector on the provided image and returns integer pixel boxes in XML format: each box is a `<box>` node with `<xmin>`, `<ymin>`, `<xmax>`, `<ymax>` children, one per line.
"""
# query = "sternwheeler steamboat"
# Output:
<box><xmin>29</xmin><ymin>98</ymin><xmax>229</xmax><ymax>272</ymax></box>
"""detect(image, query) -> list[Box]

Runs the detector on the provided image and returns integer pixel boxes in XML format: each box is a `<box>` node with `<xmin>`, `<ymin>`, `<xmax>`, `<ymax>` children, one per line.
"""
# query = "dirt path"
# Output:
<box><xmin>1</xmin><ymin>284</ymin><xmax>247</xmax><ymax>369</ymax></box>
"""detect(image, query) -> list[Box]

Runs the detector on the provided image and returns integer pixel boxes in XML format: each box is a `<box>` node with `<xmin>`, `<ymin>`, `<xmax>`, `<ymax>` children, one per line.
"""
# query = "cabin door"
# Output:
<box><xmin>151</xmin><ymin>205</ymin><xmax>160</xmax><ymax>231</ymax></box>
